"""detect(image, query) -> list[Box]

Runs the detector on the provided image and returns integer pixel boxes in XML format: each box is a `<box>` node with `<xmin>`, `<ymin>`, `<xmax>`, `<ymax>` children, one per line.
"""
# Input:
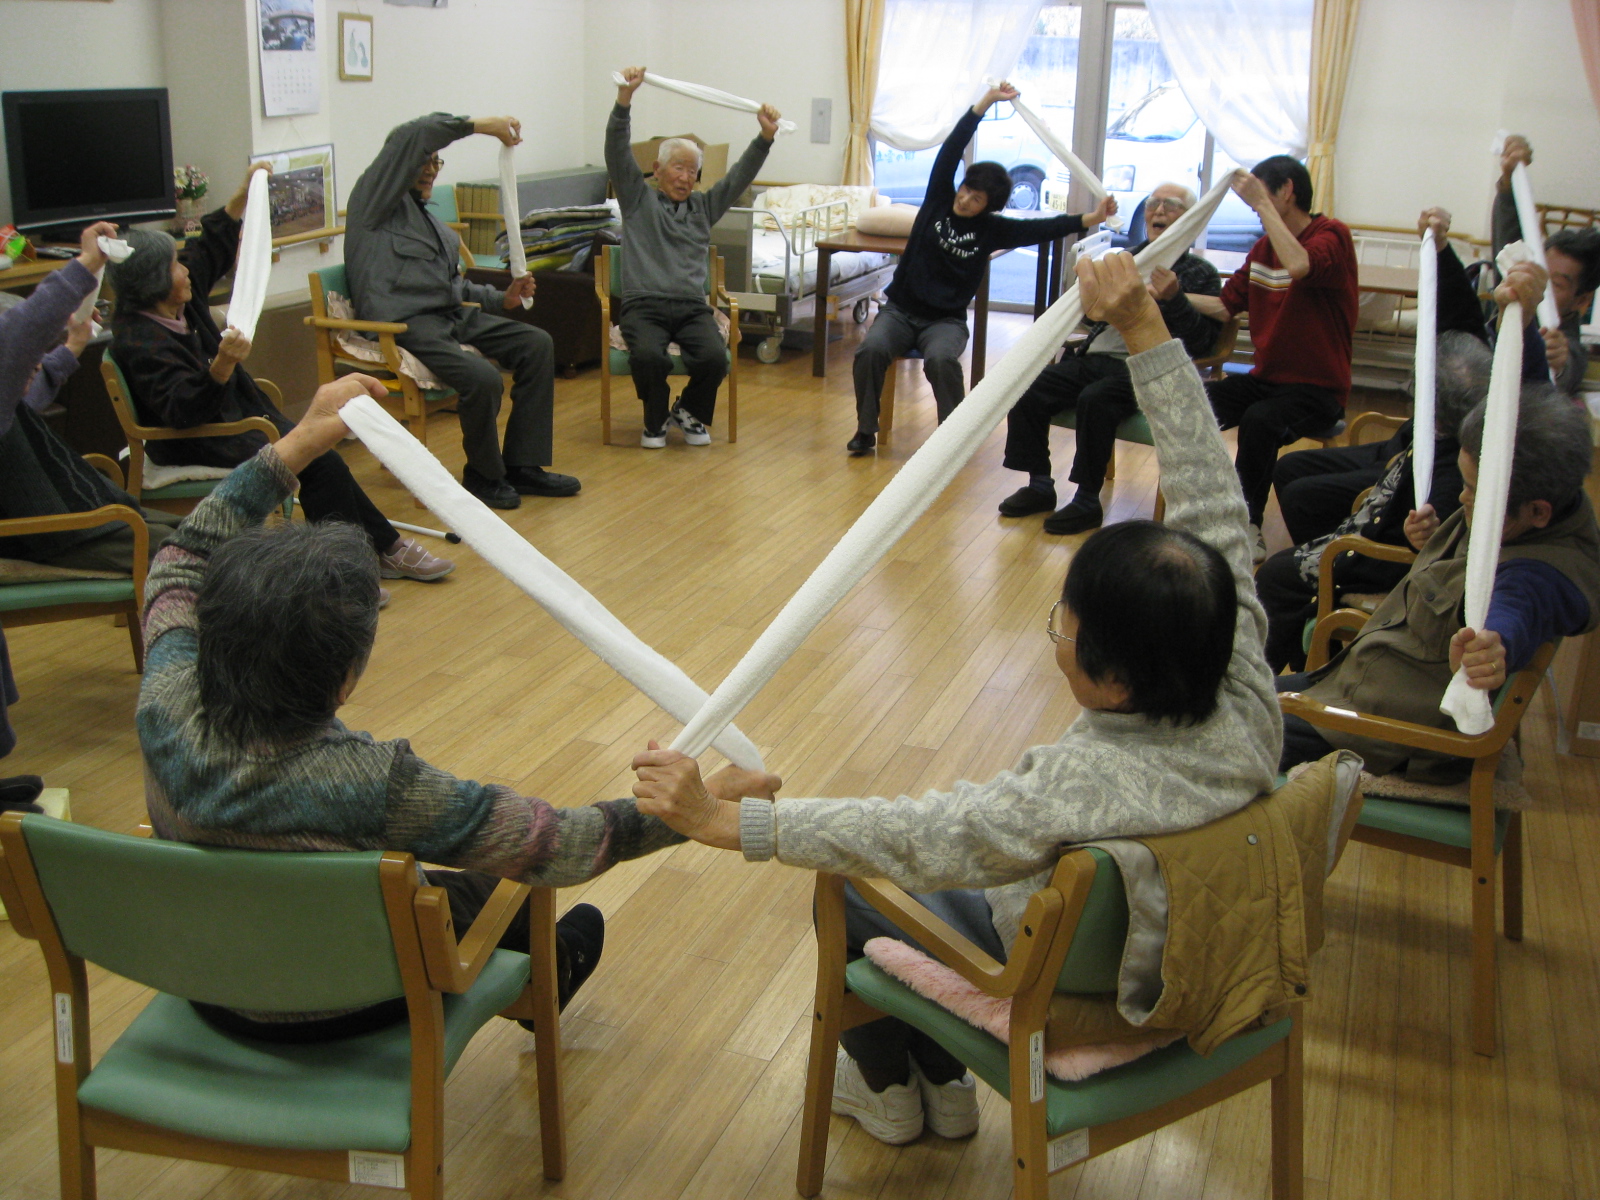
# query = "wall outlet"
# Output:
<box><xmin>811</xmin><ymin>98</ymin><xmax>832</xmax><ymax>144</ymax></box>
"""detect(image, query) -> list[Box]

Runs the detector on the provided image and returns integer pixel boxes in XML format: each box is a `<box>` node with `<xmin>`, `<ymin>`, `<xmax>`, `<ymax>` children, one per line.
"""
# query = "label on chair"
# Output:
<box><xmin>54</xmin><ymin>994</ymin><xmax>74</xmax><ymax>1064</ymax></box>
<box><xmin>1048</xmin><ymin>1128</ymin><xmax>1089</xmax><ymax>1171</ymax></box>
<box><xmin>349</xmin><ymin>1151</ymin><xmax>406</xmax><ymax>1188</ymax></box>
<box><xmin>1029</xmin><ymin>1030</ymin><xmax>1044</xmax><ymax>1102</ymax></box>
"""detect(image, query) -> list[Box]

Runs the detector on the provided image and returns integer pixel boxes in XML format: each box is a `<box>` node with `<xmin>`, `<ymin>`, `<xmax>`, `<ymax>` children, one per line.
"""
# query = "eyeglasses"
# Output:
<box><xmin>1046</xmin><ymin>600</ymin><xmax>1076</xmax><ymax>645</ymax></box>
<box><xmin>422</xmin><ymin>156</ymin><xmax>444</xmax><ymax>172</ymax></box>
<box><xmin>1147</xmin><ymin>196</ymin><xmax>1188</xmax><ymax>213</ymax></box>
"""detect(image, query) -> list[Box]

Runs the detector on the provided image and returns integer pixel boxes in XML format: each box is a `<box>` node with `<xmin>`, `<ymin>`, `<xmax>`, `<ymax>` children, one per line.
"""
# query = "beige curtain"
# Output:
<box><xmin>842</xmin><ymin>0</ymin><xmax>885</xmax><ymax>185</ymax></box>
<box><xmin>1306</xmin><ymin>0</ymin><xmax>1362</xmax><ymax>214</ymax></box>
<box><xmin>1575</xmin><ymin>0</ymin><xmax>1600</xmax><ymax>118</ymax></box>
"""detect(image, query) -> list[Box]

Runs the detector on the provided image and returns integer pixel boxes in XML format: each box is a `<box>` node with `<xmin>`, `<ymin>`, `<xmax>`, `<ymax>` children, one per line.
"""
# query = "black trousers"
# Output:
<box><xmin>397</xmin><ymin>307</ymin><xmax>556</xmax><ymax>478</ymax></box>
<box><xmin>1002</xmin><ymin>354</ymin><xmax>1135</xmax><ymax>491</ymax></box>
<box><xmin>1275</xmin><ymin>672</ymin><xmax>1336</xmax><ymax>774</ymax></box>
<box><xmin>617</xmin><ymin>296</ymin><xmax>727</xmax><ymax>432</ymax></box>
<box><xmin>1206</xmin><ymin>375</ymin><xmax>1343</xmax><ymax>526</ymax></box>
<box><xmin>1257</xmin><ymin>540</ymin><xmax>1415</xmax><ymax>673</ymax></box>
<box><xmin>1272</xmin><ymin>443</ymin><xmax>1389</xmax><ymax>546</ymax></box>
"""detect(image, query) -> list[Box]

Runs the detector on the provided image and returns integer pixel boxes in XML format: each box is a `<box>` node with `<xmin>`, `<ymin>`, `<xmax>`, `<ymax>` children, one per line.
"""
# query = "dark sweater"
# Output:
<box><xmin>885</xmin><ymin>108</ymin><xmax>1087</xmax><ymax>321</ymax></box>
<box><xmin>1491</xmin><ymin>189</ymin><xmax>1587</xmax><ymax>393</ymax></box>
<box><xmin>110</xmin><ymin>207</ymin><xmax>288</xmax><ymax>468</ymax></box>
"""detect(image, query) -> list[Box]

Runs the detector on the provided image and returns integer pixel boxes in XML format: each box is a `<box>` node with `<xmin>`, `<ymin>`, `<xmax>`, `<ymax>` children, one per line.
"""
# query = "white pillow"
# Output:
<box><xmin>856</xmin><ymin>204</ymin><xmax>919</xmax><ymax>237</ymax></box>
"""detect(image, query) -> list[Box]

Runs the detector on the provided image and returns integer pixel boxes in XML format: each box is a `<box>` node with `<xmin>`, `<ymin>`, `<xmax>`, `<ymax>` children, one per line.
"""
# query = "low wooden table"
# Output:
<box><xmin>0</xmin><ymin>255</ymin><xmax>73</xmax><ymax>292</ymax></box>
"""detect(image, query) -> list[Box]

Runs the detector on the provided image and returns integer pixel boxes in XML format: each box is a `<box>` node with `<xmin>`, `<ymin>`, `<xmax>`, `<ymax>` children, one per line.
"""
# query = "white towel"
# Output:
<box><xmin>670</xmin><ymin>176</ymin><xmax>1234</xmax><ymax>759</ymax></box>
<box><xmin>1412</xmin><ymin>227</ymin><xmax>1437</xmax><ymax>510</ymax></box>
<box><xmin>992</xmin><ymin>86</ymin><xmax>1107</xmax><ymax>205</ymax></box>
<box><xmin>1439</xmin><ymin>242</ymin><xmax>1531</xmax><ymax>735</ymax></box>
<box><xmin>226</xmin><ymin>170</ymin><xmax>272</xmax><ymax>342</ymax></box>
<box><xmin>611</xmin><ymin>71</ymin><xmax>797</xmax><ymax>135</ymax></box>
<box><xmin>498</xmin><ymin>144</ymin><xmax>533</xmax><ymax>309</ymax></box>
<box><xmin>71</xmin><ymin>236</ymin><xmax>133</xmax><ymax>329</ymax></box>
<box><xmin>337</xmin><ymin>394</ymin><xmax>766</xmax><ymax>771</ymax></box>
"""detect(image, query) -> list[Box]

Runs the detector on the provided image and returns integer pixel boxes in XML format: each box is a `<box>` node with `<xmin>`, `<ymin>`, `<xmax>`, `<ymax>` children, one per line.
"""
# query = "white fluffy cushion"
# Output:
<box><xmin>855</xmin><ymin>204</ymin><xmax>920</xmax><ymax>237</ymax></box>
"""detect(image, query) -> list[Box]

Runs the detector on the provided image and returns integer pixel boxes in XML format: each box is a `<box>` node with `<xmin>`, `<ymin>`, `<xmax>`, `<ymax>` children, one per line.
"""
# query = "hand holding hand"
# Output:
<box><xmin>617</xmin><ymin>66</ymin><xmax>647</xmax><ymax>105</ymax></box>
<box><xmin>1417</xmin><ymin>206</ymin><xmax>1452</xmax><ymax>244</ymax></box>
<box><xmin>757</xmin><ymin>104</ymin><xmax>782</xmax><ymax>140</ymax></box>
<box><xmin>1231</xmin><ymin>169</ymin><xmax>1272</xmax><ymax>213</ymax></box>
<box><xmin>475</xmin><ymin>116</ymin><xmax>522</xmax><ymax>146</ymax></box>
<box><xmin>1147</xmin><ymin>265</ymin><xmax>1179</xmax><ymax>302</ymax></box>
<box><xmin>1494</xmin><ymin>260</ymin><xmax>1548</xmax><ymax>316</ymax></box>
<box><xmin>1450</xmin><ymin>626</ymin><xmax>1507</xmax><ymax>692</ymax></box>
<box><xmin>1541</xmin><ymin>326</ymin><xmax>1569</xmax><ymax>377</ymax></box>
<box><xmin>76</xmin><ymin>221</ymin><xmax>119</xmax><ymax>273</ymax></box>
<box><xmin>631</xmin><ymin>741</ymin><xmax>722</xmax><ymax>837</ymax></box>
<box><xmin>65</xmin><ymin>316</ymin><xmax>95</xmax><ymax>357</ymax></box>
<box><xmin>503</xmin><ymin>274</ymin><xmax>537</xmax><ymax>309</ymax></box>
<box><xmin>1403</xmin><ymin>504</ymin><xmax>1439</xmax><ymax>551</ymax></box>
<box><xmin>705</xmin><ymin>764</ymin><xmax>782</xmax><ymax>803</ymax></box>
<box><xmin>1498</xmin><ymin>134</ymin><xmax>1532</xmax><ymax>189</ymax></box>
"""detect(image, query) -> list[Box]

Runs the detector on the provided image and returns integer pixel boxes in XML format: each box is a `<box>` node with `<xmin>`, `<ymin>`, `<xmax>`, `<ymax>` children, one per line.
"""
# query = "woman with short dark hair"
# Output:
<box><xmin>631</xmin><ymin>253</ymin><xmax>1282</xmax><ymax>1145</ymax></box>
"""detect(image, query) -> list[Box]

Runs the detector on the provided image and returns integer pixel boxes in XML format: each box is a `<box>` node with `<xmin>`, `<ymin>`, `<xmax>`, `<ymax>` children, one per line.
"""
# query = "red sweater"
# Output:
<box><xmin>1220</xmin><ymin>213</ymin><xmax>1358</xmax><ymax>401</ymax></box>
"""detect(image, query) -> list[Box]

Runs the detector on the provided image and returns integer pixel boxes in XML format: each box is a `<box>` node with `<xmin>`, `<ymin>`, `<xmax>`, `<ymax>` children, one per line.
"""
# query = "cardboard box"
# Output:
<box><xmin>630</xmin><ymin>134</ymin><xmax>730</xmax><ymax>192</ymax></box>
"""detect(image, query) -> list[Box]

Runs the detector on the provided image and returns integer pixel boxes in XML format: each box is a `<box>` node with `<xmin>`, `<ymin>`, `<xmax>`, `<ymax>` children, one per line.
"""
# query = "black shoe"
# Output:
<box><xmin>1042</xmin><ymin>497</ymin><xmax>1104</xmax><ymax>536</ymax></box>
<box><xmin>462</xmin><ymin>466</ymin><xmax>520</xmax><ymax>510</ymax></box>
<box><xmin>506</xmin><ymin>465</ymin><xmax>581</xmax><ymax>497</ymax></box>
<box><xmin>997</xmin><ymin>485</ymin><xmax>1057</xmax><ymax>518</ymax></box>
<box><xmin>847</xmin><ymin>431</ymin><xmax>876</xmax><ymax>456</ymax></box>
<box><xmin>0</xmin><ymin>774</ymin><xmax>45</xmax><ymax>816</ymax></box>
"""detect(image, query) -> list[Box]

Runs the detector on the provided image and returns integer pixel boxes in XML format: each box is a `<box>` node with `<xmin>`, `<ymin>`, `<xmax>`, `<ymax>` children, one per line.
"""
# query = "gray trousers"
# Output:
<box><xmin>851</xmin><ymin>302</ymin><xmax>970</xmax><ymax>435</ymax></box>
<box><xmin>396</xmin><ymin>306</ymin><xmax>555</xmax><ymax>479</ymax></box>
<box><xmin>40</xmin><ymin>507</ymin><xmax>181</xmax><ymax>573</ymax></box>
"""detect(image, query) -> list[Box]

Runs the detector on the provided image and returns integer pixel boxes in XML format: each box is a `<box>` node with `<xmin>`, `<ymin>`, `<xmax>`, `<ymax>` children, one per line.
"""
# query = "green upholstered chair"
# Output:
<box><xmin>1281</xmin><ymin>631</ymin><xmax>1554</xmax><ymax>1058</ymax></box>
<box><xmin>798</xmin><ymin>840</ymin><xmax>1319</xmax><ymax>1200</ymax></box>
<box><xmin>99</xmin><ymin>348</ymin><xmax>292</xmax><ymax>520</ymax></box>
<box><xmin>595</xmin><ymin>243</ymin><xmax>740</xmax><ymax>444</ymax></box>
<box><xmin>436</xmin><ymin>185</ymin><xmax>504</xmax><ymax>271</ymax></box>
<box><xmin>1047</xmin><ymin>406</ymin><xmax>1168</xmax><ymax>522</ymax></box>
<box><xmin>304</xmin><ymin>263</ymin><xmax>459</xmax><ymax>450</ymax></box>
<box><xmin>0</xmin><ymin>813</ymin><xmax>567</xmax><ymax>1200</ymax></box>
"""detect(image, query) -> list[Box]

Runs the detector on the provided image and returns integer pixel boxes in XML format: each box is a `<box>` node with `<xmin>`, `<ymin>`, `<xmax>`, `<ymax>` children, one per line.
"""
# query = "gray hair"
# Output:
<box><xmin>1149</xmin><ymin>182</ymin><xmax>1197</xmax><ymax>209</ymax></box>
<box><xmin>655</xmin><ymin>137</ymin><xmax>703</xmax><ymax>168</ymax></box>
<box><xmin>107</xmin><ymin>228</ymin><xmax>179</xmax><ymax>318</ymax></box>
<box><xmin>195</xmin><ymin>520</ymin><xmax>380</xmax><ymax>745</ymax></box>
<box><xmin>1433</xmin><ymin>330</ymin><xmax>1493</xmax><ymax>438</ymax></box>
<box><xmin>1458</xmin><ymin>384</ymin><xmax>1594</xmax><ymax>514</ymax></box>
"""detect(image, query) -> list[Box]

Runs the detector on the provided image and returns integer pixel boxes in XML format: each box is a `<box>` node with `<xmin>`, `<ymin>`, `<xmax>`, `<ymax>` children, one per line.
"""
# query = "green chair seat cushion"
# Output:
<box><xmin>139</xmin><ymin>480</ymin><xmax>222</xmax><ymax>501</ymax></box>
<box><xmin>1048</xmin><ymin>408</ymin><xmax>1153</xmax><ymax>445</ymax></box>
<box><xmin>1356</xmin><ymin>795</ymin><xmax>1510</xmax><ymax>852</ymax></box>
<box><xmin>608</xmin><ymin>347</ymin><xmax>733</xmax><ymax>377</ymax></box>
<box><xmin>844</xmin><ymin>957</ymin><xmax>1290</xmax><ymax>1138</ymax></box>
<box><xmin>78</xmin><ymin>950</ymin><xmax>530</xmax><ymax>1153</ymax></box>
<box><xmin>0</xmin><ymin>578</ymin><xmax>134</xmax><ymax>612</ymax></box>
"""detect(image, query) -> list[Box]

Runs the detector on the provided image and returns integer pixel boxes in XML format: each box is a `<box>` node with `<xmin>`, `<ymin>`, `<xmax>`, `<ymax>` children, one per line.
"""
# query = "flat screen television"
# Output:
<box><xmin>3</xmin><ymin>88</ymin><xmax>175</xmax><ymax>233</ymax></box>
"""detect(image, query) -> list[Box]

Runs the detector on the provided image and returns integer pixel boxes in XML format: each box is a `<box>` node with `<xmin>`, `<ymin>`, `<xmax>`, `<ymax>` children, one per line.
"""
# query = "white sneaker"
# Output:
<box><xmin>640</xmin><ymin>424</ymin><xmax>668</xmax><ymax>449</ymax></box>
<box><xmin>912</xmin><ymin>1063</ymin><xmax>979</xmax><ymax>1139</ymax></box>
<box><xmin>669</xmin><ymin>406</ymin><xmax>712</xmax><ymax>446</ymax></box>
<box><xmin>831</xmin><ymin>1049</ymin><xmax>923</xmax><ymax>1144</ymax></box>
<box><xmin>1248</xmin><ymin>523</ymin><xmax>1268</xmax><ymax>565</ymax></box>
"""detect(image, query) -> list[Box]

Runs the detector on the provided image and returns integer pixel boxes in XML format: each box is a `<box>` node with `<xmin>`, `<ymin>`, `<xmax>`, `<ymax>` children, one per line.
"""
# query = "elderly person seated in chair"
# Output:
<box><xmin>346</xmin><ymin>114</ymin><xmax>579</xmax><ymax>508</ymax></box>
<box><xmin>1276</xmin><ymin>385</ymin><xmax>1600</xmax><ymax>783</ymax></box>
<box><xmin>135</xmin><ymin>374</ymin><xmax>722</xmax><ymax>1042</ymax></box>
<box><xmin>108</xmin><ymin>166</ymin><xmax>452</xmax><ymax>597</ymax></box>
<box><xmin>997</xmin><ymin>181</ymin><xmax>1221</xmax><ymax>534</ymax></box>
<box><xmin>606</xmin><ymin>67</ymin><xmax>778</xmax><ymax>448</ymax></box>
<box><xmin>629</xmin><ymin>252</ymin><xmax>1281</xmax><ymax>1144</ymax></box>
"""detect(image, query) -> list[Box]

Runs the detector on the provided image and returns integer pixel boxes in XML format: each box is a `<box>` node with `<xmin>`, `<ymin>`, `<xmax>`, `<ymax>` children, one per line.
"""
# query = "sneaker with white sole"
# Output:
<box><xmin>1248</xmin><ymin>523</ymin><xmax>1268</xmax><ymax>565</ymax></box>
<box><xmin>641</xmin><ymin>424</ymin><xmax>668</xmax><ymax>449</ymax></box>
<box><xmin>912</xmin><ymin>1063</ymin><xmax>979</xmax><ymax>1138</ymax></box>
<box><xmin>831</xmin><ymin>1049</ymin><xmax>923</xmax><ymax>1144</ymax></box>
<box><xmin>379</xmin><ymin>537</ymin><xmax>455</xmax><ymax>581</ymax></box>
<box><xmin>669</xmin><ymin>407</ymin><xmax>712</xmax><ymax>446</ymax></box>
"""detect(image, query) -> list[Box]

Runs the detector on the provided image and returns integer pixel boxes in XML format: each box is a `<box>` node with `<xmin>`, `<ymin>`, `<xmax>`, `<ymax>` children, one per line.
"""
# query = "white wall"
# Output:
<box><xmin>0</xmin><ymin>0</ymin><xmax>168</xmax><ymax>225</ymax></box>
<box><xmin>1337</xmin><ymin>0</ymin><xmax>1600</xmax><ymax>235</ymax></box>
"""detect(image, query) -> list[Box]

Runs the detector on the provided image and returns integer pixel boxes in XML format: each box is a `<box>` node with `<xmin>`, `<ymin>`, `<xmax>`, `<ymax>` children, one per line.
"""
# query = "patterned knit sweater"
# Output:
<box><xmin>138</xmin><ymin>448</ymin><xmax>683</xmax><ymax>881</ymax></box>
<box><xmin>737</xmin><ymin>338</ymin><xmax>1283</xmax><ymax>951</ymax></box>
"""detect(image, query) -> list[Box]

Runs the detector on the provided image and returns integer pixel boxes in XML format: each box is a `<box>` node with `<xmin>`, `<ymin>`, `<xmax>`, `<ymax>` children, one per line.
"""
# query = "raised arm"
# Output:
<box><xmin>346</xmin><ymin>113</ymin><xmax>478</xmax><ymax>232</ymax></box>
<box><xmin>0</xmin><ymin>244</ymin><xmax>100</xmax><ymax>437</ymax></box>
<box><xmin>704</xmin><ymin>104</ymin><xmax>778</xmax><ymax>223</ymax></box>
<box><xmin>606</xmin><ymin>67</ymin><xmax>653</xmax><ymax>213</ymax></box>
<box><xmin>924</xmin><ymin>105</ymin><xmax>985</xmax><ymax>210</ymax></box>
<box><xmin>1232</xmin><ymin>169</ymin><xmax>1310</xmax><ymax>279</ymax></box>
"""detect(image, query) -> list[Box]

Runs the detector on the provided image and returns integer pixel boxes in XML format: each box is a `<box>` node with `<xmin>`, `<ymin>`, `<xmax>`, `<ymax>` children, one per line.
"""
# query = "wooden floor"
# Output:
<box><xmin>2</xmin><ymin>314</ymin><xmax>1598</xmax><ymax>1200</ymax></box>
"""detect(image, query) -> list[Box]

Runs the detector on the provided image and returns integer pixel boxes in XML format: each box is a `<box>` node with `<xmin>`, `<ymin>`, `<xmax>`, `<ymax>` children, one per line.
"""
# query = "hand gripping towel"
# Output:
<box><xmin>1413</xmin><ymin>227</ymin><xmax>1437</xmax><ymax>509</ymax></box>
<box><xmin>72</xmin><ymin>236</ymin><xmax>133</xmax><ymax>329</ymax></box>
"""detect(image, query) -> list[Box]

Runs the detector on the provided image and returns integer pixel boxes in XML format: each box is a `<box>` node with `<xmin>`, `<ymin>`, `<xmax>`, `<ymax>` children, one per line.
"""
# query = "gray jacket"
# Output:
<box><xmin>604</xmin><ymin>103</ymin><xmax>770</xmax><ymax>301</ymax></box>
<box><xmin>345</xmin><ymin>113</ymin><xmax>504</xmax><ymax>324</ymax></box>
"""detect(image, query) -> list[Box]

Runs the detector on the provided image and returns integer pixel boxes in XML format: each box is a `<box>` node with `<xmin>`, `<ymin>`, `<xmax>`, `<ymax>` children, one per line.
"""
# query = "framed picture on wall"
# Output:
<box><xmin>339</xmin><ymin>13</ymin><xmax>373</xmax><ymax>81</ymax></box>
<box><xmin>248</xmin><ymin>144</ymin><xmax>336</xmax><ymax>238</ymax></box>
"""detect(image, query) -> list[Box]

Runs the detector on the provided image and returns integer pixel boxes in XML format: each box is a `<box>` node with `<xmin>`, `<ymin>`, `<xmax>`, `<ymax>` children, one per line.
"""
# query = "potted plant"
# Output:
<box><xmin>173</xmin><ymin>165</ymin><xmax>209</xmax><ymax>233</ymax></box>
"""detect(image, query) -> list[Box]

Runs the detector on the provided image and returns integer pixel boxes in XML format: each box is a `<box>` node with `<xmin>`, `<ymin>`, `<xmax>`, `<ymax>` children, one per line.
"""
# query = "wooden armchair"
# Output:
<box><xmin>0</xmin><ymin>812</ymin><xmax>567</xmax><ymax>1199</ymax></box>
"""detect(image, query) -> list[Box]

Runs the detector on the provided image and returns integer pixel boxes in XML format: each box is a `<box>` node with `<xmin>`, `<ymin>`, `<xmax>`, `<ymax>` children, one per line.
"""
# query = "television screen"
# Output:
<box><xmin>3</xmin><ymin>88</ymin><xmax>175</xmax><ymax>231</ymax></box>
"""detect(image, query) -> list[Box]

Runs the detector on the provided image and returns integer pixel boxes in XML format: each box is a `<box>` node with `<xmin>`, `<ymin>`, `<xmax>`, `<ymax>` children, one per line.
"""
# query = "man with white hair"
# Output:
<box><xmin>998</xmin><ymin>182</ymin><xmax>1222</xmax><ymax>534</ymax></box>
<box><xmin>608</xmin><ymin>67</ymin><xmax>780</xmax><ymax>447</ymax></box>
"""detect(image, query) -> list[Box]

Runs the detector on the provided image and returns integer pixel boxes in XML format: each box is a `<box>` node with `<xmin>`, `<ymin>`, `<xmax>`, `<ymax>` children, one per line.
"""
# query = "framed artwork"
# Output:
<box><xmin>248</xmin><ymin>144</ymin><xmax>336</xmax><ymax>238</ymax></box>
<box><xmin>339</xmin><ymin>13</ymin><xmax>374</xmax><ymax>81</ymax></box>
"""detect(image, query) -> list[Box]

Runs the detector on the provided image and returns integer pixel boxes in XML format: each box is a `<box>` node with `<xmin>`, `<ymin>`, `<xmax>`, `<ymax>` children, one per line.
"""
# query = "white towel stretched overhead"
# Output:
<box><xmin>1439</xmin><ymin>243</ymin><xmax>1532</xmax><ymax>735</ymax></box>
<box><xmin>225</xmin><ymin>169</ymin><xmax>272</xmax><ymax>342</ymax></box>
<box><xmin>992</xmin><ymin>86</ymin><xmax>1107</xmax><ymax>205</ymax></box>
<box><xmin>670</xmin><ymin>176</ymin><xmax>1234</xmax><ymax>760</ymax></box>
<box><xmin>72</xmin><ymin>236</ymin><xmax>133</xmax><ymax>328</ymax></box>
<box><xmin>498</xmin><ymin>144</ymin><xmax>533</xmax><ymax>309</ymax></box>
<box><xmin>1506</xmin><ymin>163</ymin><xmax>1562</xmax><ymax>334</ymax></box>
<box><xmin>337</xmin><ymin>394</ymin><xmax>765</xmax><ymax>771</ymax></box>
<box><xmin>610</xmin><ymin>70</ymin><xmax>797</xmax><ymax>135</ymax></box>
<box><xmin>1412</xmin><ymin>227</ymin><xmax>1437</xmax><ymax>510</ymax></box>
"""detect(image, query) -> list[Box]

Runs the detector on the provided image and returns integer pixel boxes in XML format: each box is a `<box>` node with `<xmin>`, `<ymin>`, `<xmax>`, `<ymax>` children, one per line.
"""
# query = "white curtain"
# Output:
<box><xmin>1145</xmin><ymin>0</ymin><xmax>1313</xmax><ymax>168</ymax></box>
<box><xmin>870</xmin><ymin>0</ymin><xmax>1044</xmax><ymax>150</ymax></box>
